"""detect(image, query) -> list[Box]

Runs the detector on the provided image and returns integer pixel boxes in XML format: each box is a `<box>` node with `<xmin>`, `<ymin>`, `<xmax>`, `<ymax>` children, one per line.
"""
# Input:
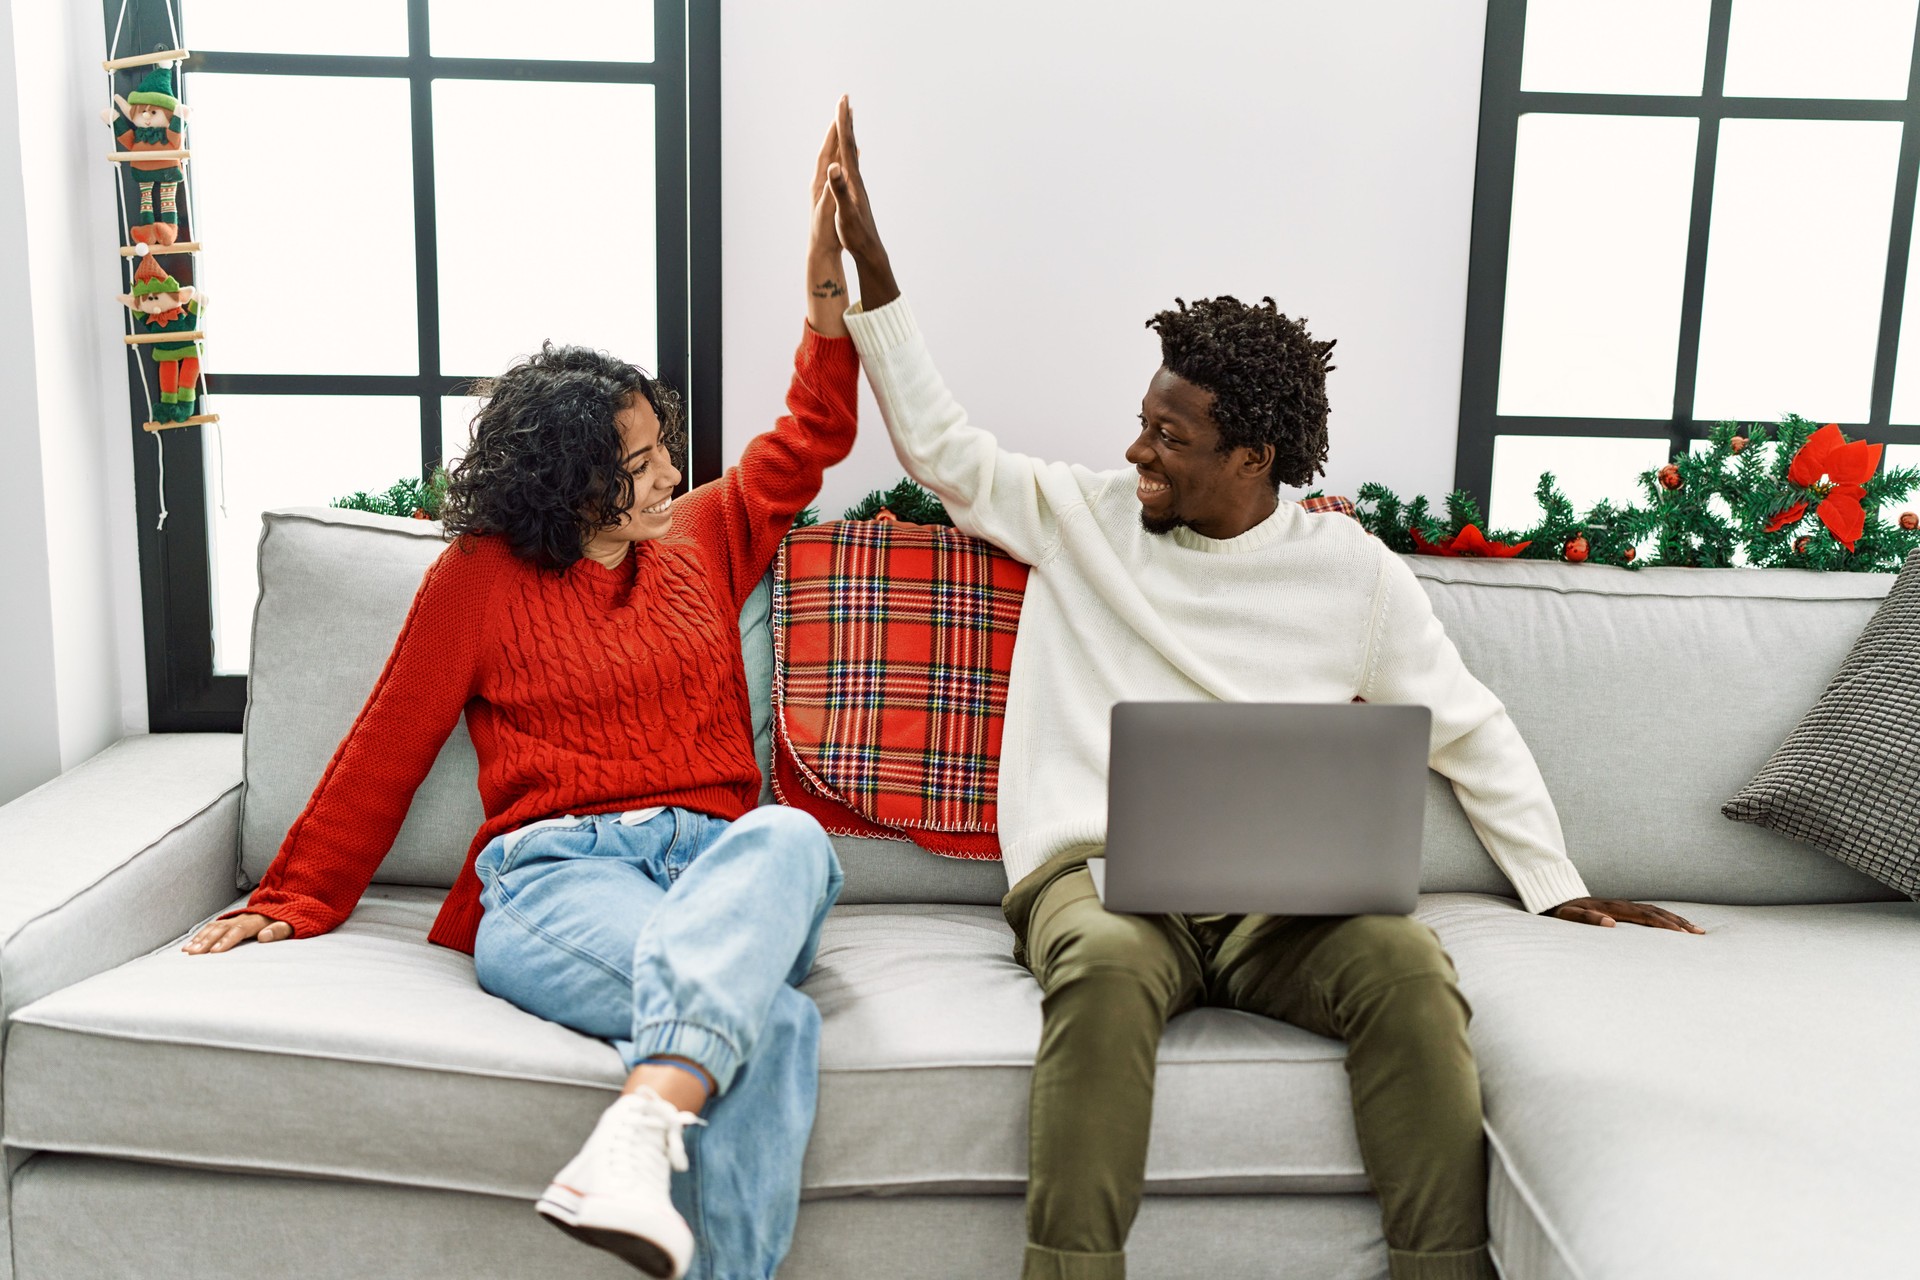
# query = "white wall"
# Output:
<box><xmin>722</xmin><ymin>0</ymin><xmax>1491</xmax><ymax>520</ymax></box>
<box><xmin>0</xmin><ymin>0</ymin><xmax>146</xmax><ymax>805</ymax></box>
<box><xmin>0</xmin><ymin>0</ymin><xmax>62</xmax><ymax>805</ymax></box>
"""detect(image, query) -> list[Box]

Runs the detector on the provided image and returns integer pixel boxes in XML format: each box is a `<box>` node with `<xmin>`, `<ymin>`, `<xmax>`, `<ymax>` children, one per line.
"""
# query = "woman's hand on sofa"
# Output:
<box><xmin>183</xmin><ymin>912</ymin><xmax>294</xmax><ymax>954</ymax></box>
<box><xmin>1544</xmin><ymin>898</ymin><xmax>1703</xmax><ymax>933</ymax></box>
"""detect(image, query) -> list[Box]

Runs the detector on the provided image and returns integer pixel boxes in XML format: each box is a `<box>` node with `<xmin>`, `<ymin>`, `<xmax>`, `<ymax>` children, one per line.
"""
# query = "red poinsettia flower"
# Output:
<box><xmin>1774</xmin><ymin>424</ymin><xmax>1883</xmax><ymax>551</ymax></box>
<box><xmin>1765</xmin><ymin>501</ymin><xmax>1808</xmax><ymax>533</ymax></box>
<box><xmin>1408</xmin><ymin>524</ymin><xmax>1531</xmax><ymax>558</ymax></box>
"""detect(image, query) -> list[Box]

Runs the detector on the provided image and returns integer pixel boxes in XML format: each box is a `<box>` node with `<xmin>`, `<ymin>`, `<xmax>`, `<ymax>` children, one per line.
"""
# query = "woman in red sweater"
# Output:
<box><xmin>182</xmin><ymin>129</ymin><xmax>861</xmax><ymax>1280</ymax></box>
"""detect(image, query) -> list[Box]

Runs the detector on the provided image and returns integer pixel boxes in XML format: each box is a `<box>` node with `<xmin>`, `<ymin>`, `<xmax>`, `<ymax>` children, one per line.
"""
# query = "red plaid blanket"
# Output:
<box><xmin>772</xmin><ymin>520</ymin><xmax>1028</xmax><ymax>858</ymax></box>
<box><xmin>770</xmin><ymin>497</ymin><xmax>1357</xmax><ymax>859</ymax></box>
<box><xmin>1299</xmin><ymin>494</ymin><xmax>1356</xmax><ymax>518</ymax></box>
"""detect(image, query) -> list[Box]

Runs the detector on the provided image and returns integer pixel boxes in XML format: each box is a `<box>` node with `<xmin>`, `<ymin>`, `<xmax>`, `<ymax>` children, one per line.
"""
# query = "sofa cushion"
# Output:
<box><xmin>1417</xmin><ymin>891</ymin><xmax>1920</xmax><ymax>1278</ymax></box>
<box><xmin>1409</xmin><ymin>558</ymin><xmax>1903</xmax><ymax>904</ymax></box>
<box><xmin>4</xmin><ymin>890</ymin><xmax>1366</xmax><ymax>1199</ymax></box>
<box><xmin>1723</xmin><ymin>548</ymin><xmax>1920</xmax><ymax>898</ymax></box>
<box><xmin>242</xmin><ymin>509</ymin><xmax>484</xmax><ymax>889</ymax></box>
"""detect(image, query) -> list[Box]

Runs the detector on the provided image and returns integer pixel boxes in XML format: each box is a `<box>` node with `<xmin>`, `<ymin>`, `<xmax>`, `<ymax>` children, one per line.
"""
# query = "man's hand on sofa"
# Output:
<box><xmin>1544</xmin><ymin>898</ymin><xmax>1703</xmax><ymax>933</ymax></box>
<box><xmin>183</xmin><ymin>912</ymin><xmax>294</xmax><ymax>954</ymax></box>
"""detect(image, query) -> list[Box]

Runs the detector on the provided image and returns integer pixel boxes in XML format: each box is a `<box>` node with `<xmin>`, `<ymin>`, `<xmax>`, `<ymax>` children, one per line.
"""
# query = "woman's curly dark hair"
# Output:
<box><xmin>440</xmin><ymin>342</ymin><xmax>685</xmax><ymax>569</ymax></box>
<box><xmin>1144</xmin><ymin>296</ymin><xmax>1337</xmax><ymax>489</ymax></box>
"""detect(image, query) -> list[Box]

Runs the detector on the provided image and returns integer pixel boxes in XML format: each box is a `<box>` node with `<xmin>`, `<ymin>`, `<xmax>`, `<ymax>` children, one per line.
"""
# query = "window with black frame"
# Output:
<box><xmin>1459</xmin><ymin>0</ymin><xmax>1920</xmax><ymax>532</ymax></box>
<box><xmin>112</xmin><ymin>0</ymin><xmax>720</xmax><ymax>732</ymax></box>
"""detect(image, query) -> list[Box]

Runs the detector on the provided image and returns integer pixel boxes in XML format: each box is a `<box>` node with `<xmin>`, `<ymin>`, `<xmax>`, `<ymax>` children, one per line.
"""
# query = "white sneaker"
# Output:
<box><xmin>538</xmin><ymin>1087</ymin><xmax>702</xmax><ymax>1277</ymax></box>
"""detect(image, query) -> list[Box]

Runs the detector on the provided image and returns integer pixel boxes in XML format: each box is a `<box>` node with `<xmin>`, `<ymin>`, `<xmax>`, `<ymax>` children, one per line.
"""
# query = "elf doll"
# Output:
<box><xmin>100</xmin><ymin>66</ymin><xmax>190</xmax><ymax>246</ymax></box>
<box><xmin>119</xmin><ymin>254</ymin><xmax>204</xmax><ymax>423</ymax></box>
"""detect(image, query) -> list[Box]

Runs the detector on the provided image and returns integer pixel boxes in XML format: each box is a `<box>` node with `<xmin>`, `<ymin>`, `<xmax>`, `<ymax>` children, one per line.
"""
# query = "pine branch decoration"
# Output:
<box><xmin>1346</xmin><ymin>416</ymin><xmax>1920</xmax><ymax>573</ymax></box>
<box><xmin>841</xmin><ymin>477</ymin><xmax>954</xmax><ymax>526</ymax></box>
<box><xmin>332</xmin><ymin>469</ymin><xmax>450</xmax><ymax>521</ymax></box>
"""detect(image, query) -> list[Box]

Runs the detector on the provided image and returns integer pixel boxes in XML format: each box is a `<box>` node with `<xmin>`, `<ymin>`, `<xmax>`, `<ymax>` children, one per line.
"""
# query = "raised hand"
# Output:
<box><xmin>807</xmin><ymin>119</ymin><xmax>849</xmax><ymax>338</ymax></box>
<box><xmin>1545</xmin><ymin>897</ymin><xmax>1703</xmax><ymax>933</ymax></box>
<box><xmin>183</xmin><ymin>912</ymin><xmax>295</xmax><ymax>954</ymax></box>
<box><xmin>826</xmin><ymin>95</ymin><xmax>900</xmax><ymax>309</ymax></box>
<box><xmin>809</xmin><ymin>120</ymin><xmax>842</xmax><ymax>259</ymax></box>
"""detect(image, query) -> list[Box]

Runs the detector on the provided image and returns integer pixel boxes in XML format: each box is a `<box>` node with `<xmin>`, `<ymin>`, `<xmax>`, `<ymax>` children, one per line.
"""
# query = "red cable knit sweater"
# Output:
<box><xmin>241</xmin><ymin>328</ymin><xmax>858</xmax><ymax>954</ymax></box>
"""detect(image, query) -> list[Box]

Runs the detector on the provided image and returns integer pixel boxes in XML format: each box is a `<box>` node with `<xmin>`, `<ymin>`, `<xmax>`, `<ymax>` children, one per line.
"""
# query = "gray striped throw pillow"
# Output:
<box><xmin>1723</xmin><ymin>549</ymin><xmax>1920</xmax><ymax>898</ymax></box>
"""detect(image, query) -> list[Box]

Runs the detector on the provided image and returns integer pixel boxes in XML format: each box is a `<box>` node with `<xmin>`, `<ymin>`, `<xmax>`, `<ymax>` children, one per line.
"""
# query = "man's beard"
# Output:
<box><xmin>1139</xmin><ymin>509</ymin><xmax>1188</xmax><ymax>535</ymax></box>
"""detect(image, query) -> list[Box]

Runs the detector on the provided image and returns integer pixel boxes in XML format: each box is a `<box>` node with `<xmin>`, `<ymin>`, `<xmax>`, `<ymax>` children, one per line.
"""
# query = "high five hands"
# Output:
<box><xmin>823</xmin><ymin>96</ymin><xmax>900</xmax><ymax>311</ymax></box>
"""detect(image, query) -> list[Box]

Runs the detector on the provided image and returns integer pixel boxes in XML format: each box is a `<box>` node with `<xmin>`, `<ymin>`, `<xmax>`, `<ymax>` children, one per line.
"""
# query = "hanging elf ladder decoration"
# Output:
<box><xmin>105</xmin><ymin>64</ymin><xmax>190</xmax><ymax>246</ymax></box>
<box><xmin>103</xmin><ymin>2</ymin><xmax>218</xmax><ymax>527</ymax></box>
<box><xmin>118</xmin><ymin>253</ymin><xmax>203</xmax><ymax>425</ymax></box>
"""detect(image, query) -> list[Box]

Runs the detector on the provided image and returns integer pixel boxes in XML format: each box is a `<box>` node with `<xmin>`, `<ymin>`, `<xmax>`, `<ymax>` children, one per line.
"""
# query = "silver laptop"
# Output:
<box><xmin>1087</xmin><ymin>702</ymin><xmax>1431</xmax><ymax>916</ymax></box>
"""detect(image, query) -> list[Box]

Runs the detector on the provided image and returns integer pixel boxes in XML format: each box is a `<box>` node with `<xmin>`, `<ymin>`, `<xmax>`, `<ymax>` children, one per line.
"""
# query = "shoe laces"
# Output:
<box><xmin>607</xmin><ymin>1090</ymin><xmax>704</xmax><ymax>1186</ymax></box>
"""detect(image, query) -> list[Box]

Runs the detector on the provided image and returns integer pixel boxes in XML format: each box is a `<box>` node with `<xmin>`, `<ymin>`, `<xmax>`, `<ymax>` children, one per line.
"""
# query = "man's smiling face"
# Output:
<box><xmin>1127</xmin><ymin>366</ymin><xmax>1261</xmax><ymax>536</ymax></box>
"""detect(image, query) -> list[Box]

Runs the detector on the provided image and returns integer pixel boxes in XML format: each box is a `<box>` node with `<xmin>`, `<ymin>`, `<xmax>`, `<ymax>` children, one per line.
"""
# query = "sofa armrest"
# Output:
<box><xmin>0</xmin><ymin>733</ymin><xmax>243</xmax><ymax>1026</ymax></box>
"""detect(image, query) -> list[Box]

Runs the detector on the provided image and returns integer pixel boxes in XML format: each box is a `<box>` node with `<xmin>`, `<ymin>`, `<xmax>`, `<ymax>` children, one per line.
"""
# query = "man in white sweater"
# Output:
<box><xmin>822</xmin><ymin>99</ymin><xmax>1698</xmax><ymax>1280</ymax></box>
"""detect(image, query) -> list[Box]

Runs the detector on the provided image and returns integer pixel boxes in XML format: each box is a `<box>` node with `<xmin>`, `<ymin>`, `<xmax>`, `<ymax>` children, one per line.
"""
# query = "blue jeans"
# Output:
<box><xmin>472</xmin><ymin>805</ymin><xmax>843</xmax><ymax>1280</ymax></box>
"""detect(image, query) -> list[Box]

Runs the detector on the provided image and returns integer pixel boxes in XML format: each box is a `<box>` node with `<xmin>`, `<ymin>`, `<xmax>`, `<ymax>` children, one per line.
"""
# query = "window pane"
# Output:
<box><xmin>1498</xmin><ymin>115</ymin><xmax>1697</xmax><ymax>419</ymax></box>
<box><xmin>443</xmin><ymin>394</ymin><xmax>484</xmax><ymax>472</ymax></box>
<box><xmin>1520</xmin><ymin>0</ymin><xmax>1713</xmax><ymax>95</ymax></box>
<box><xmin>434</xmin><ymin>80</ymin><xmax>657</xmax><ymax>378</ymax></box>
<box><xmin>184</xmin><ymin>74</ymin><xmax>418</xmax><ymax>375</ymax></box>
<box><xmin>183</xmin><ymin>0</ymin><xmax>408</xmax><ymax>56</ymax></box>
<box><xmin>1489</xmin><ymin>435</ymin><xmax>1671</xmax><ymax>532</ymax></box>
<box><xmin>1693</xmin><ymin>119</ymin><xmax>1901</xmax><ymax>424</ymax></box>
<box><xmin>1724</xmin><ymin>0</ymin><xmax>1920</xmax><ymax>100</ymax></box>
<box><xmin>205</xmin><ymin>397</ymin><xmax>422</xmax><ymax>674</ymax></box>
<box><xmin>429</xmin><ymin>0</ymin><xmax>654</xmax><ymax>61</ymax></box>
<box><xmin>1886</xmin><ymin>443</ymin><xmax>1920</xmax><ymax>475</ymax></box>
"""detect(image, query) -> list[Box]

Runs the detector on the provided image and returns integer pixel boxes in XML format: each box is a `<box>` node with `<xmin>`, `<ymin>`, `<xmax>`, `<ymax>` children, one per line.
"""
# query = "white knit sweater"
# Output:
<box><xmin>844</xmin><ymin>298</ymin><xmax>1590</xmax><ymax>913</ymax></box>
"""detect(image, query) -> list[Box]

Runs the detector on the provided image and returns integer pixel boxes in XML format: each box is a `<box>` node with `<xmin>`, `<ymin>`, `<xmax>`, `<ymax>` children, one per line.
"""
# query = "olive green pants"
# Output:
<box><xmin>1007</xmin><ymin>853</ymin><xmax>1495</xmax><ymax>1280</ymax></box>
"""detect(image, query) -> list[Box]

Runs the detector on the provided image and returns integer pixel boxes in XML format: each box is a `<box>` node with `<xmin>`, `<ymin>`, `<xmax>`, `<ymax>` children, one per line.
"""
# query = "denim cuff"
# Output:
<box><xmin>629</xmin><ymin>1017</ymin><xmax>742</xmax><ymax>1093</ymax></box>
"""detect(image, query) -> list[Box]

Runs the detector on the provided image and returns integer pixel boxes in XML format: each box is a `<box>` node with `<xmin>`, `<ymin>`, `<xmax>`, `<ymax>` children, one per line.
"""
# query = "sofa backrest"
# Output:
<box><xmin>240</xmin><ymin>507</ymin><xmax>1005</xmax><ymax>905</ymax></box>
<box><xmin>1407</xmin><ymin>557</ymin><xmax>1900</xmax><ymax>905</ymax></box>
<box><xmin>242</xmin><ymin>507</ymin><xmax>1901</xmax><ymax>908</ymax></box>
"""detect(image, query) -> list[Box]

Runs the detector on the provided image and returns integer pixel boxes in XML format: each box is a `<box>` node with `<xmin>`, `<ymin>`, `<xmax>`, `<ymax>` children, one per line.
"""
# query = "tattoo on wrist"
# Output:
<box><xmin>811</xmin><ymin>278</ymin><xmax>846</xmax><ymax>299</ymax></box>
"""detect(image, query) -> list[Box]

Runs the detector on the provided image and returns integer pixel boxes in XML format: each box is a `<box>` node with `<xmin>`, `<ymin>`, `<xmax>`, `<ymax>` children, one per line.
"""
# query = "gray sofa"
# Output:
<box><xmin>3</xmin><ymin>504</ymin><xmax>1916</xmax><ymax>1279</ymax></box>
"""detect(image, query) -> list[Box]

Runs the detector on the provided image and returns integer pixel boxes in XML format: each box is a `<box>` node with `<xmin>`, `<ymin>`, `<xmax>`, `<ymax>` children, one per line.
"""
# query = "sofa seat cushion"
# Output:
<box><xmin>5</xmin><ymin>891</ymin><xmax>1368</xmax><ymax>1200</ymax></box>
<box><xmin>1418</xmin><ymin>892</ymin><xmax>1920</xmax><ymax>1279</ymax></box>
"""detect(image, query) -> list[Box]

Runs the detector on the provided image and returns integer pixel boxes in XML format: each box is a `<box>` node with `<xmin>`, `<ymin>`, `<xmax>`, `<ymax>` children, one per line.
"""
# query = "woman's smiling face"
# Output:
<box><xmin>596</xmin><ymin>394</ymin><xmax>683</xmax><ymax>550</ymax></box>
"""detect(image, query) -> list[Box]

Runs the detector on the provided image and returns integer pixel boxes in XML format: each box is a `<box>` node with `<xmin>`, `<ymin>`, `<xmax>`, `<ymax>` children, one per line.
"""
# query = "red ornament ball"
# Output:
<box><xmin>1730</xmin><ymin>436</ymin><xmax>1749</xmax><ymax>454</ymax></box>
<box><xmin>1795</xmin><ymin>536</ymin><xmax>1812</xmax><ymax>555</ymax></box>
<box><xmin>1902</xmin><ymin>511</ymin><xmax>1918</xmax><ymax>531</ymax></box>
<box><xmin>1623</xmin><ymin>547</ymin><xmax>1637</xmax><ymax>564</ymax></box>
<box><xmin>1658</xmin><ymin>464</ymin><xmax>1683</xmax><ymax>491</ymax></box>
<box><xmin>1563</xmin><ymin>535</ymin><xmax>1590</xmax><ymax>563</ymax></box>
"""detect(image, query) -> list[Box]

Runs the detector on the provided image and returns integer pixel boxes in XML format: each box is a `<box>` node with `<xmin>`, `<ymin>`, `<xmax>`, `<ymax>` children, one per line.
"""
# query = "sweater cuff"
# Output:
<box><xmin>224</xmin><ymin>892</ymin><xmax>337</xmax><ymax>940</ymax></box>
<box><xmin>1506</xmin><ymin>860</ymin><xmax>1591</xmax><ymax>916</ymax></box>
<box><xmin>845</xmin><ymin>295</ymin><xmax>920</xmax><ymax>359</ymax></box>
<box><xmin>800</xmin><ymin>320</ymin><xmax>859</xmax><ymax>370</ymax></box>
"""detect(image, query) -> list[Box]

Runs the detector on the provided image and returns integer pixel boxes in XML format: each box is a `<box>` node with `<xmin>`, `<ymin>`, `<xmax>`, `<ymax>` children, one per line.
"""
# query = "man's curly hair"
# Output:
<box><xmin>1144</xmin><ymin>296</ymin><xmax>1336</xmax><ymax>489</ymax></box>
<box><xmin>440</xmin><ymin>342</ymin><xmax>684</xmax><ymax>569</ymax></box>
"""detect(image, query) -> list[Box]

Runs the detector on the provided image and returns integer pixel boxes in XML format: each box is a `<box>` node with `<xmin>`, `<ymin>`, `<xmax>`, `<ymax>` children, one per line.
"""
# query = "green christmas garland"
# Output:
<box><xmin>332</xmin><ymin>468</ymin><xmax>449</xmax><ymax>521</ymax></box>
<box><xmin>329</xmin><ymin>470</ymin><xmax>951</xmax><ymax>530</ymax></box>
<box><xmin>1349</xmin><ymin>417</ymin><xmax>1920</xmax><ymax>573</ymax></box>
<box><xmin>333</xmin><ymin>418</ymin><xmax>1917</xmax><ymax>574</ymax></box>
